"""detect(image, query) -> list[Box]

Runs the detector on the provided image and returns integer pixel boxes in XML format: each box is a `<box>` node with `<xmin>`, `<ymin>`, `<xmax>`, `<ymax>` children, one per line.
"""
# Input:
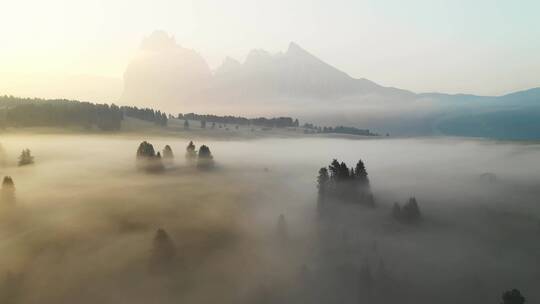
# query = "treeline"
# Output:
<box><xmin>0</xmin><ymin>96</ymin><xmax>123</xmax><ymax>130</ymax></box>
<box><xmin>121</xmin><ymin>106</ymin><xmax>167</xmax><ymax>126</ymax></box>
<box><xmin>304</xmin><ymin>123</ymin><xmax>378</xmax><ymax>136</ymax></box>
<box><xmin>178</xmin><ymin>113</ymin><xmax>299</xmax><ymax>128</ymax></box>
<box><xmin>0</xmin><ymin>96</ymin><xmax>169</xmax><ymax>130</ymax></box>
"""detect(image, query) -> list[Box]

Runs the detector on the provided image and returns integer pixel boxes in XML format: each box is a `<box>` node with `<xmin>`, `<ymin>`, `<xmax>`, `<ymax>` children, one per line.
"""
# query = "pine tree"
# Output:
<box><xmin>136</xmin><ymin>141</ymin><xmax>164</xmax><ymax>172</ymax></box>
<box><xmin>162</xmin><ymin>145</ymin><xmax>174</xmax><ymax>160</ymax></box>
<box><xmin>317</xmin><ymin>168</ymin><xmax>329</xmax><ymax>195</ymax></box>
<box><xmin>18</xmin><ymin>149</ymin><xmax>34</xmax><ymax>166</ymax></box>
<box><xmin>354</xmin><ymin>160</ymin><xmax>369</xmax><ymax>185</ymax></box>
<box><xmin>501</xmin><ymin>289</ymin><xmax>525</xmax><ymax>304</ymax></box>
<box><xmin>328</xmin><ymin>159</ymin><xmax>340</xmax><ymax>179</ymax></box>
<box><xmin>197</xmin><ymin>145</ymin><xmax>214</xmax><ymax>169</ymax></box>
<box><xmin>149</xmin><ymin>228</ymin><xmax>176</xmax><ymax>274</ymax></box>
<box><xmin>402</xmin><ymin>197</ymin><xmax>421</xmax><ymax>222</ymax></box>
<box><xmin>185</xmin><ymin>141</ymin><xmax>197</xmax><ymax>162</ymax></box>
<box><xmin>136</xmin><ymin>141</ymin><xmax>156</xmax><ymax>159</ymax></box>
<box><xmin>1</xmin><ymin>176</ymin><xmax>15</xmax><ymax>203</ymax></box>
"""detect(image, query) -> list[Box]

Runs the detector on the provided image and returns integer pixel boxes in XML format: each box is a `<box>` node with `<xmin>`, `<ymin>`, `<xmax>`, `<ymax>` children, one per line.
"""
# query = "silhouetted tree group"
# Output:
<box><xmin>392</xmin><ymin>197</ymin><xmax>421</xmax><ymax>223</ymax></box>
<box><xmin>121</xmin><ymin>105</ymin><xmax>167</xmax><ymax>126</ymax></box>
<box><xmin>178</xmin><ymin>113</ymin><xmax>299</xmax><ymax>128</ymax></box>
<box><xmin>136</xmin><ymin>141</ymin><xmax>165</xmax><ymax>172</ymax></box>
<box><xmin>18</xmin><ymin>149</ymin><xmax>34</xmax><ymax>166</ymax></box>
<box><xmin>317</xmin><ymin>159</ymin><xmax>374</xmax><ymax>210</ymax></box>
<box><xmin>0</xmin><ymin>96</ymin><xmax>123</xmax><ymax>131</ymax></box>
<box><xmin>501</xmin><ymin>289</ymin><xmax>525</xmax><ymax>304</ymax></box>
<box><xmin>184</xmin><ymin>141</ymin><xmax>215</xmax><ymax>169</ymax></box>
<box><xmin>303</xmin><ymin>122</ymin><xmax>377</xmax><ymax>136</ymax></box>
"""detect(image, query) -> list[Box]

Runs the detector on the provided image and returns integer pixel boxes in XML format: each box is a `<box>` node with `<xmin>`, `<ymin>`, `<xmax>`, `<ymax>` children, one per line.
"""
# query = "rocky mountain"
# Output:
<box><xmin>120</xmin><ymin>31</ymin><xmax>540</xmax><ymax>139</ymax></box>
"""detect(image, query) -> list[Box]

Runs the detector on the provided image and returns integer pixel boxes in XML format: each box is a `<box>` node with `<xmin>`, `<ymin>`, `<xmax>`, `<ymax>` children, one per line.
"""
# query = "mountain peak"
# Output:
<box><xmin>286</xmin><ymin>41</ymin><xmax>308</xmax><ymax>55</ymax></box>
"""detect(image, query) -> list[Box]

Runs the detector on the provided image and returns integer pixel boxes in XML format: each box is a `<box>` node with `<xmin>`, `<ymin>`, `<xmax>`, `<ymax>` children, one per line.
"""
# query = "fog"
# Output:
<box><xmin>1</xmin><ymin>134</ymin><xmax>539</xmax><ymax>304</ymax></box>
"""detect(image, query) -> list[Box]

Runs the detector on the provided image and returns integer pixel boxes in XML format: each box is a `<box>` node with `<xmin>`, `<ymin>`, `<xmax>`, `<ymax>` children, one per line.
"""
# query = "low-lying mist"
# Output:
<box><xmin>0</xmin><ymin>134</ymin><xmax>539</xmax><ymax>304</ymax></box>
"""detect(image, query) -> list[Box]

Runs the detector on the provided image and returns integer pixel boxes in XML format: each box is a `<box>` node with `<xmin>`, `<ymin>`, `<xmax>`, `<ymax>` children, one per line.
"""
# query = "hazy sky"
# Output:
<box><xmin>1</xmin><ymin>0</ymin><xmax>539</xmax><ymax>100</ymax></box>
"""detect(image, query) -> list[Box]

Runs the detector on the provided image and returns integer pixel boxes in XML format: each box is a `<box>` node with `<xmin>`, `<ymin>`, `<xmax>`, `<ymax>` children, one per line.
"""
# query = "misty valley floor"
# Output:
<box><xmin>0</xmin><ymin>134</ymin><xmax>539</xmax><ymax>304</ymax></box>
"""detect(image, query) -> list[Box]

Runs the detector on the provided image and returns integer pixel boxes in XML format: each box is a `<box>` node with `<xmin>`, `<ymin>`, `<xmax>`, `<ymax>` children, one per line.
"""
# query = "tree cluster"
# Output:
<box><xmin>0</xmin><ymin>96</ymin><xmax>123</xmax><ymax>131</ymax></box>
<box><xmin>121</xmin><ymin>106</ymin><xmax>167</xmax><ymax>126</ymax></box>
<box><xmin>136</xmin><ymin>141</ymin><xmax>165</xmax><ymax>172</ymax></box>
<box><xmin>184</xmin><ymin>141</ymin><xmax>214</xmax><ymax>169</ymax></box>
<box><xmin>317</xmin><ymin>159</ymin><xmax>374</xmax><ymax>208</ymax></box>
<box><xmin>178</xmin><ymin>113</ymin><xmax>299</xmax><ymax>128</ymax></box>
<box><xmin>392</xmin><ymin>197</ymin><xmax>421</xmax><ymax>223</ymax></box>
<box><xmin>303</xmin><ymin>122</ymin><xmax>377</xmax><ymax>136</ymax></box>
<box><xmin>501</xmin><ymin>289</ymin><xmax>525</xmax><ymax>304</ymax></box>
<box><xmin>18</xmin><ymin>149</ymin><xmax>34</xmax><ymax>166</ymax></box>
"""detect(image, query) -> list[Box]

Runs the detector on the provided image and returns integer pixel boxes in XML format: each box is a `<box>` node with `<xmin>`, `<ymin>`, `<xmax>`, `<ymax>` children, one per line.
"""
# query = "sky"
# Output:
<box><xmin>1</xmin><ymin>0</ymin><xmax>539</xmax><ymax>101</ymax></box>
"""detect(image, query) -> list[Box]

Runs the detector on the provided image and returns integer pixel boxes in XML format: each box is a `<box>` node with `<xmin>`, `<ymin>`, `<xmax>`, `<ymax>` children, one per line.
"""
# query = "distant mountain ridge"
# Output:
<box><xmin>120</xmin><ymin>31</ymin><xmax>540</xmax><ymax>139</ymax></box>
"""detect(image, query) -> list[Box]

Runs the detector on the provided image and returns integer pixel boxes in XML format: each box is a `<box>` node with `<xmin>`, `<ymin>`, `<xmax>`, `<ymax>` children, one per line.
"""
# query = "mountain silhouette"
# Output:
<box><xmin>120</xmin><ymin>31</ymin><xmax>540</xmax><ymax>139</ymax></box>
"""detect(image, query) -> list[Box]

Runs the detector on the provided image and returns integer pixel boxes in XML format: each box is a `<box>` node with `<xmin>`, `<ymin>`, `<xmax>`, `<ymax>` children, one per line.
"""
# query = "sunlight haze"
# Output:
<box><xmin>1</xmin><ymin>0</ymin><xmax>539</xmax><ymax>102</ymax></box>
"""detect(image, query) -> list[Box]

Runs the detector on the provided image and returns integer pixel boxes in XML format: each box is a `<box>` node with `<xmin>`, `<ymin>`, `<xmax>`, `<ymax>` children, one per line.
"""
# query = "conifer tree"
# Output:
<box><xmin>149</xmin><ymin>228</ymin><xmax>176</xmax><ymax>273</ymax></box>
<box><xmin>185</xmin><ymin>141</ymin><xmax>197</xmax><ymax>162</ymax></box>
<box><xmin>317</xmin><ymin>168</ymin><xmax>330</xmax><ymax>195</ymax></box>
<box><xmin>354</xmin><ymin>160</ymin><xmax>369</xmax><ymax>185</ymax></box>
<box><xmin>1</xmin><ymin>176</ymin><xmax>15</xmax><ymax>203</ymax></box>
<box><xmin>135</xmin><ymin>141</ymin><xmax>164</xmax><ymax>172</ymax></box>
<box><xmin>501</xmin><ymin>289</ymin><xmax>525</xmax><ymax>304</ymax></box>
<box><xmin>18</xmin><ymin>149</ymin><xmax>34</xmax><ymax>166</ymax></box>
<box><xmin>197</xmin><ymin>145</ymin><xmax>214</xmax><ymax>169</ymax></box>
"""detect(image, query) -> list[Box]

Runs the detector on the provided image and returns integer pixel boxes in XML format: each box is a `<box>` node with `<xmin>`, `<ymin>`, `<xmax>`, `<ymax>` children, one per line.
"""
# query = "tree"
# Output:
<box><xmin>136</xmin><ymin>141</ymin><xmax>164</xmax><ymax>172</ymax></box>
<box><xmin>136</xmin><ymin>141</ymin><xmax>156</xmax><ymax>159</ymax></box>
<box><xmin>185</xmin><ymin>141</ymin><xmax>197</xmax><ymax>162</ymax></box>
<box><xmin>501</xmin><ymin>289</ymin><xmax>525</xmax><ymax>304</ymax></box>
<box><xmin>328</xmin><ymin>159</ymin><xmax>340</xmax><ymax>179</ymax></box>
<box><xmin>18</xmin><ymin>149</ymin><xmax>34</xmax><ymax>166</ymax></box>
<box><xmin>317</xmin><ymin>168</ymin><xmax>329</xmax><ymax>195</ymax></box>
<box><xmin>197</xmin><ymin>145</ymin><xmax>214</xmax><ymax>169</ymax></box>
<box><xmin>395</xmin><ymin>197</ymin><xmax>421</xmax><ymax>222</ymax></box>
<box><xmin>354</xmin><ymin>160</ymin><xmax>369</xmax><ymax>185</ymax></box>
<box><xmin>162</xmin><ymin>145</ymin><xmax>174</xmax><ymax>159</ymax></box>
<box><xmin>184</xmin><ymin>119</ymin><xmax>189</xmax><ymax>130</ymax></box>
<box><xmin>1</xmin><ymin>176</ymin><xmax>15</xmax><ymax>203</ymax></box>
<box><xmin>149</xmin><ymin>228</ymin><xmax>176</xmax><ymax>273</ymax></box>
